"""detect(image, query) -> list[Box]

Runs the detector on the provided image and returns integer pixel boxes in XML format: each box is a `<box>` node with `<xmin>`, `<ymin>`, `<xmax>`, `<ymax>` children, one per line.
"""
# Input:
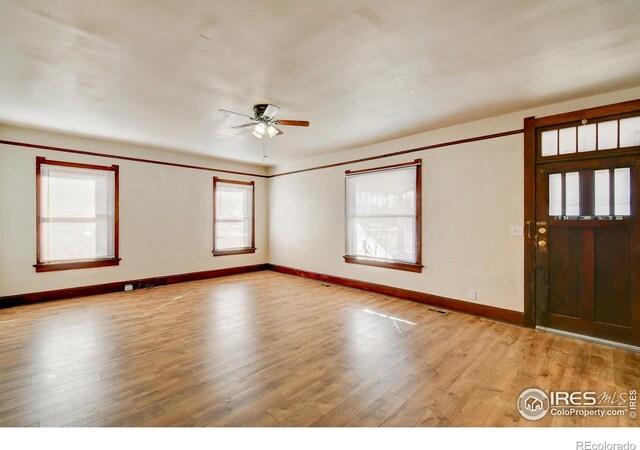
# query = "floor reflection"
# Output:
<box><xmin>363</xmin><ymin>308</ymin><xmax>417</xmax><ymax>326</ymax></box>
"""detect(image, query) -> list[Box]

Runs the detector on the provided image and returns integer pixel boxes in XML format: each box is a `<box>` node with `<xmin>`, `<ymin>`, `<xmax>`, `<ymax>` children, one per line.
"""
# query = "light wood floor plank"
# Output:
<box><xmin>0</xmin><ymin>271</ymin><xmax>636</xmax><ymax>427</ymax></box>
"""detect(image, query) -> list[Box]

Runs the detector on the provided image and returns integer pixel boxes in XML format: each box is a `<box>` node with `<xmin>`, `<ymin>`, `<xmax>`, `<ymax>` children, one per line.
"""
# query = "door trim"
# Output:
<box><xmin>523</xmin><ymin>99</ymin><xmax>640</xmax><ymax>329</ymax></box>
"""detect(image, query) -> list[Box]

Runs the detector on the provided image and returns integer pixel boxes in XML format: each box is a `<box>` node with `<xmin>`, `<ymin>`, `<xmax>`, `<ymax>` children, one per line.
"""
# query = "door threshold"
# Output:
<box><xmin>536</xmin><ymin>326</ymin><xmax>640</xmax><ymax>353</ymax></box>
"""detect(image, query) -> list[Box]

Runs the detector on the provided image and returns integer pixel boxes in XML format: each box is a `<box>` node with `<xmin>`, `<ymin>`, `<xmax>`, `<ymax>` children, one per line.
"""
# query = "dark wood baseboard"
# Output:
<box><xmin>267</xmin><ymin>264</ymin><xmax>524</xmax><ymax>326</ymax></box>
<box><xmin>0</xmin><ymin>263</ymin><xmax>268</xmax><ymax>308</ymax></box>
<box><xmin>1</xmin><ymin>262</ymin><xmax>524</xmax><ymax>326</ymax></box>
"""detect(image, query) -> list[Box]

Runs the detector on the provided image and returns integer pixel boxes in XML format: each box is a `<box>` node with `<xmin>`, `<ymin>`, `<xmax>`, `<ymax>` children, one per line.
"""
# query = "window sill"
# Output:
<box><xmin>34</xmin><ymin>258</ymin><xmax>121</xmax><ymax>273</ymax></box>
<box><xmin>343</xmin><ymin>255</ymin><xmax>423</xmax><ymax>273</ymax></box>
<box><xmin>213</xmin><ymin>247</ymin><xmax>257</xmax><ymax>257</ymax></box>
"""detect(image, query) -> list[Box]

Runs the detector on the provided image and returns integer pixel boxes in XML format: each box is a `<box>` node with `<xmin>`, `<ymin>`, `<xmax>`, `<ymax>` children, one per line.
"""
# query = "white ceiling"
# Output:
<box><xmin>1</xmin><ymin>1</ymin><xmax>639</xmax><ymax>166</ymax></box>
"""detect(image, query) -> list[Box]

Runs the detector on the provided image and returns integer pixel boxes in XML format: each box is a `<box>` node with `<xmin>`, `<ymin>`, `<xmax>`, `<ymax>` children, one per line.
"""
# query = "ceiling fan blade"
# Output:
<box><xmin>276</xmin><ymin>120</ymin><xmax>310</xmax><ymax>127</ymax></box>
<box><xmin>230</xmin><ymin>123</ymin><xmax>255</xmax><ymax>129</ymax></box>
<box><xmin>263</xmin><ymin>104</ymin><xmax>280</xmax><ymax>120</ymax></box>
<box><xmin>218</xmin><ymin>108</ymin><xmax>254</xmax><ymax>119</ymax></box>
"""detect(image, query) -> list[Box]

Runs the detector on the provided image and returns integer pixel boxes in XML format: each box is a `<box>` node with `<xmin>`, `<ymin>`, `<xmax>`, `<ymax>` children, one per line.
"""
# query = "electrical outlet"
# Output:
<box><xmin>467</xmin><ymin>289</ymin><xmax>477</xmax><ymax>301</ymax></box>
<box><xmin>510</xmin><ymin>225</ymin><xmax>523</xmax><ymax>236</ymax></box>
<box><xmin>124</xmin><ymin>284</ymin><xmax>133</xmax><ymax>292</ymax></box>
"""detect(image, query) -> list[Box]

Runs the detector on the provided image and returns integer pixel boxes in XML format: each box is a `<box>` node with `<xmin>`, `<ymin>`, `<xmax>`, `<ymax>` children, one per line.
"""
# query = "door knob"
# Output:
<box><xmin>538</xmin><ymin>240</ymin><xmax>547</xmax><ymax>248</ymax></box>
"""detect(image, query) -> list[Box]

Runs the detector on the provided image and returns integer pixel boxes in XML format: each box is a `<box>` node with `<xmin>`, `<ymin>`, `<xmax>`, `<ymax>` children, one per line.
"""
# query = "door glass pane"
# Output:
<box><xmin>598</xmin><ymin>120</ymin><xmax>618</xmax><ymax>150</ymax></box>
<box><xmin>559</xmin><ymin>127</ymin><xmax>576</xmax><ymax>154</ymax></box>
<box><xmin>565</xmin><ymin>172</ymin><xmax>580</xmax><ymax>215</ymax></box>
<box><xmin>619</xmin><ymin>116</ymin><xmax>640</xmax><ymax>148</ymax></box>
<box><xmin>541</xmin><ymin>130</ymin><xmax>558</xmax><ymax>156</ymax></box>
<box><xmin>614</xmin><ymin>168</ymin><xmax>631</xmax><ymax>216</ymax></box>
<box><xmin>594</xmin><ymin>170</ymin><xmax>610</xmax><ymax>215</ymax></box>
<box><xmin>578</xmin><ymin>124</ymin><xmax>596</xmax><ymax>152</ymax></box>
<box><xmin>549</xmin><ymin>173</ymin><xmax>562</xmax><ymax>216</ymax></box>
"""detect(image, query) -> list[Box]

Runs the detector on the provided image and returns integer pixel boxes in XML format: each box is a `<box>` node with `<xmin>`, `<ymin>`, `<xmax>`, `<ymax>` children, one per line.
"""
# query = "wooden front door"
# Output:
<box><xmin>531</xmin><ymin>106</ymin><xmax>640</xmax><ymax>347</ymax></box>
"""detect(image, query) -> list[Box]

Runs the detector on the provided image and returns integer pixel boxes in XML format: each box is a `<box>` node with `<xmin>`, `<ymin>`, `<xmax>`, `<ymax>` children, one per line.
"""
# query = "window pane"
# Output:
<box><xmin>619</xmin><ymin>116</ymin><xmax>640</xmax><ymax>148</ymax></box>
<box><xmin>218</xmin><ymin>190</ymin><xmax>245</xmax><ymax>219</ymax></box>
<box><xmin>578</xmin><ymin>124</ymin><xmax>596</xmax><ymax>152</ymax></box>
<box><xmin>345</xmin><ymin>166</ymin><xmax>418</xmax><ymax>264</ymax></box>
<box><xmin>594</xmin><ymin>170</ymin><xmax>610</xmax><ymax>215</ymax></box>
<box><xmin>41</xmin><ymin>221</ymin><xmax>113</xmax><ymax>261</ymax></box>
<box><xmin>559</xmin><ymin>127</ymin><xmax>576</xmax><ymax>154</ymax></box>
<box><xmin>565</xmin><ymin>172</ymin><xmax>580</xmax><ymax>216</ymax></box>
<box><xmin>47</xmin><ymin>176</ymin><xmax>96</xmax><ymax>217</ymax></box>
<box><xmin>40</xmin><ymin>164</ymin><xmax>115</xmax><ymax>263</ymax></box>
<box><xmin>215</xmin><ymin>182</ymin><xmax>253</xmax><ymax>250</ymax></box>
<box><xmin>346</xmin><ymin>169</ymin><xmax>416</xmax><ymax>217</ymax></box>
<box><xmin>598</xmin><ymin>120</ymin><xmax>617</xmax><ymax>150</ymax></box>
<box><xmin>614</xmin><ymin>168</ymin><xmax>631</xmax><ymax>216</ymax></box>
<box><xmin>347</xmin><ymin>216</ymin><xmax>415</xmax><ymax>263</ymax></box>
<box><xmin>549</xmin><ymin>173</ymin><xmax>562</xmax><ymax>216</ymax></box>
<box><xmin>541</xmin><ymin>130</ymin><xmax>558</xmax><ymax>156</ymax></box>
<box><xmin>215</xmin><ymin>221</ymin><xmax>250</xmax><ymax>249</ymax></box>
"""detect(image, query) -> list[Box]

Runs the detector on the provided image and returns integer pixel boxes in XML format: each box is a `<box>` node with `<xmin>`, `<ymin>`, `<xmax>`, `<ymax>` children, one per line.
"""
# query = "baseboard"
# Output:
<box><xmin>0</xmin><ymin>263</ymin><xmax>268</xmax><ymax>308</ymax></box>
<box><xmin>267</xmin><ymin>264</ymin><xmax>524</xmax><ymax>326</ymax></box>
<box><xmin>1</xmin><ymin>262</ymin><xmax>525</xmax><ymax>326</ymax></box>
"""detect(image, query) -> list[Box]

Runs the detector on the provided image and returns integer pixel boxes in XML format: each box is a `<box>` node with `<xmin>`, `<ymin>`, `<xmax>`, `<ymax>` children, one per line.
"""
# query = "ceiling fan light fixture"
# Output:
<box><xmin>266</xmin><ymin>124</ymin><xmax>281</xmax><ymax>138</ymax></box>
<box><xmin>253</xmin><ymin>122</ymin><xmax>267</xmax><ymax>138</ymax></box>
<box><xmin>220</xmin><ymin>106</ymin><xmax>310</xmax><ymax>145</ymax></box>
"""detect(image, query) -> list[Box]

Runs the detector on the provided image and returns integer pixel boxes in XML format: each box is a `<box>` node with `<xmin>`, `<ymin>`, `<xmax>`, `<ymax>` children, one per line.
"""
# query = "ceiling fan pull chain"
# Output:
<box><xmin>263</xmin><ymin>135</ymin><xmax>267</xmax><ymax>162</ymax></box>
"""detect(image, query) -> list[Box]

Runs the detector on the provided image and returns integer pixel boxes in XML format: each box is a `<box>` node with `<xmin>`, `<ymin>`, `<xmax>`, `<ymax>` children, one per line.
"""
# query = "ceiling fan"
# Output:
<box><xmin>219</xmin><ymin>104</ymin><xmax>310</xmax><ymax>139</ymax></box>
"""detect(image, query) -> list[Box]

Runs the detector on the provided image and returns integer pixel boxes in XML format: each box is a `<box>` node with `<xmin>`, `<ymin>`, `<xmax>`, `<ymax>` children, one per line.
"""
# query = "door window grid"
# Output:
<box><xmin>548</xmin><ymin>168</ymin><xmax>631</xmax><ymax>217</ymax></box>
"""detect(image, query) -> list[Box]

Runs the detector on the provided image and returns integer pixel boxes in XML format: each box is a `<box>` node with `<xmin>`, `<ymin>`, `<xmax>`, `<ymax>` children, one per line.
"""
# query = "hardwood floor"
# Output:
<box><xmin>0</xmin><ymin>271</ymin><xmax>637</xmax><ymax>427</ymax></box>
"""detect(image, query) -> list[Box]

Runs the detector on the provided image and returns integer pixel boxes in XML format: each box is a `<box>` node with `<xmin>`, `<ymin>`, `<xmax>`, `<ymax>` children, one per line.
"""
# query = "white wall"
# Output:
<box><xmin>268</xmin><ymin>86</ymin><xmax>640</xmax><ymax>313</ymax></box>
<box><xmin>0</xmin><ymin>125</ymin><xmax>268</xmax><ymax>296</ymax></box>
<box><xmin>2</xmin><ymin>86</ymin><xmax>639</xmax><ymax>306</ymax></box>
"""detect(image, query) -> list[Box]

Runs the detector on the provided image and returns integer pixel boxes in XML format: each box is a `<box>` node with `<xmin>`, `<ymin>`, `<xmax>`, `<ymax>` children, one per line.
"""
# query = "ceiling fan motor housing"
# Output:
<box><xmin>253</xmin><ymin>104</ymin><xmax>270</xmax><ymax>118</ymax></box>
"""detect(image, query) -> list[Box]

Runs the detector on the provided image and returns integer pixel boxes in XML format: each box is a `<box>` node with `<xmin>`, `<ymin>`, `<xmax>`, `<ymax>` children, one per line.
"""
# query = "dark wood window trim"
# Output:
<box><xmin>212</xmin><ymin>177</ymin><xmax>256</xmax><ymax>257</ymax></box>
<box><xmin>35</xmin><ymin>157</ymin><xmax>120</xmax><ymax>273</ymax></box>
<box><xmin>523</xmin><ymin>98</ymin><xmax>640</xmax><ymax>328</ymax></box>
<box><xmin>343</xmin><ymin>256</ymin><xmax>423</xmax><ymax>273</ymax></box>
<box><xmin>344</xmin><ymin>159</ymin><xmax>423</xmax><ymax>273</ymax></box>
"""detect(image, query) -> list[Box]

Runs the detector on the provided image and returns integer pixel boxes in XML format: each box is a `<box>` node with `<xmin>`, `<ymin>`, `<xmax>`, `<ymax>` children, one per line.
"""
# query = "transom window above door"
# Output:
<box><xmin>540</xmin><ymin>115</ymin><xmax>640</xmax><ymax>157</ymax></box>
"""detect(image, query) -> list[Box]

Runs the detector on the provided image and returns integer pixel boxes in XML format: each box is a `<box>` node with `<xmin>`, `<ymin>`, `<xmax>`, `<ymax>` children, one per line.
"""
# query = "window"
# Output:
<box><xmin>35</xmin><ymin>157</ymin><xmax>119</xmax><ymax>272</ymax></box>
<box><xmin>213</xmin><ymin>177</ymin><xmax>255</xmax><ymax>256</ymax></box>
<box><xmin>344</xmin><ymin>159</ymin><xmax>422</xmax><ymax>272</ymax></box>
<box><xmin>539</xmin><ymin>113</ymin><xmax>640</xmax><ymax>157</ymax></box>
<box><xmin>548</xmin><ymin>167</ymin><xmax>631</xmax><ymax>218</ymax></box>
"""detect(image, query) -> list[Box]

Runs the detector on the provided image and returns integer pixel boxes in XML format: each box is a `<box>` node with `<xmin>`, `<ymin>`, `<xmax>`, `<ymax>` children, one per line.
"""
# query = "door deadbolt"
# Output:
<box><xmin>538</xmin><ymin>228</ymin><xmax>546</xmax><ymax>234</ymax></box>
